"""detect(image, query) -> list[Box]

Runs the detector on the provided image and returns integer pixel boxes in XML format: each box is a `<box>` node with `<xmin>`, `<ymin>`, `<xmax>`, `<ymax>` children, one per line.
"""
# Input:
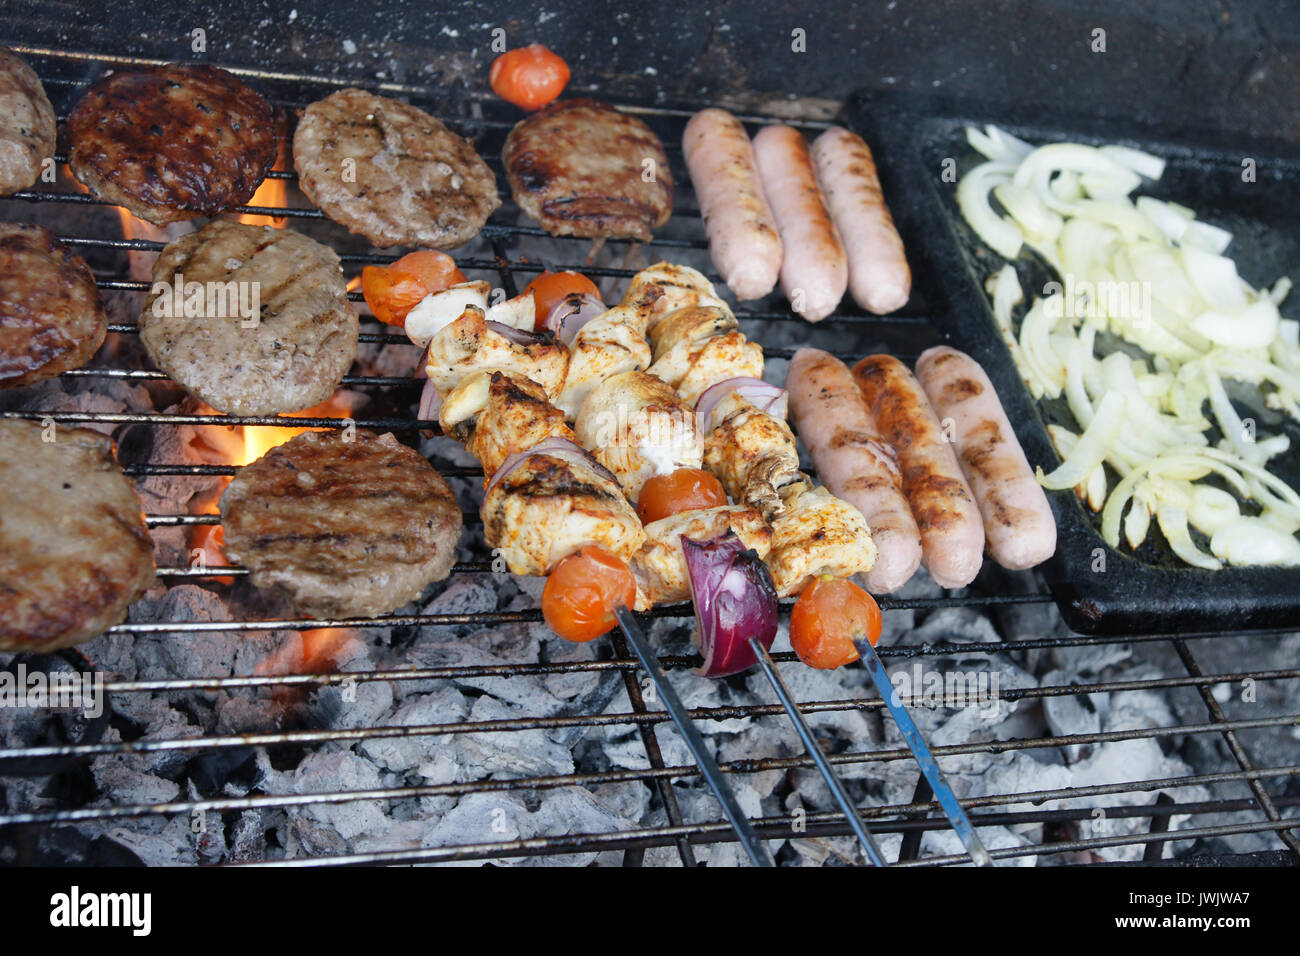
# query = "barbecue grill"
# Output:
<box><xmin>1</xmin><ymin>21</ymin><xmax>1299</xmax><ymax>868</ymax></box>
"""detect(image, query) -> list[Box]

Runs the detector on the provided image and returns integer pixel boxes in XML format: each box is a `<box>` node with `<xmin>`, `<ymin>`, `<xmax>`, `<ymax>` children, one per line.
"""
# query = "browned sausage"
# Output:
<box><xmin>915</xmin><ymin>346</ymin><xmax>1056</xmax><ymax>570</ymax></box>
<box><xmin>853</xmin><ymin>354</ymin><xmax>984</xmax><ymax>588</ymax></box>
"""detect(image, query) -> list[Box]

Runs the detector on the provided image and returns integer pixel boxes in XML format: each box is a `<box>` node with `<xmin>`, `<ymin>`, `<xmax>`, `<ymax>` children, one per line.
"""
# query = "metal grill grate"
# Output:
<box><xmin>1</xmin><ymin>44</ymin><xmax>1298</xmax><ymax>867</ymax></box>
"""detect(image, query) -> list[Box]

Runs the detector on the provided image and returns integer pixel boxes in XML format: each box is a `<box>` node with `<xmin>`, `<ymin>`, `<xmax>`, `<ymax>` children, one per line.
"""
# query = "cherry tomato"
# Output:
<box><xmin>361</xmin><ymin>250</ymin><xmax>467</xmax><ymax>328</ymax></box>
<box><xmin>542</xmin><ymin>545</ymin><xmax>636</xmax><ymax>642</ymax></box>
<box><xmin>637</xmin><ymin>468</ymin><xmax>728</xmax><ymax>524</ymax></box>
<box><xmin>524</xmin><ymin>270</ymin><xmax>602</xmax><ymax>323</ymax></box>
<box><xmin>789</xmin><ymin>575</ymin><xmax>882</xmax><ymax>670</ymax></box>
<box><xmin>490</xmin><ymin>44</ymin><xmax>570</xmax><ymax>111</ymax></box>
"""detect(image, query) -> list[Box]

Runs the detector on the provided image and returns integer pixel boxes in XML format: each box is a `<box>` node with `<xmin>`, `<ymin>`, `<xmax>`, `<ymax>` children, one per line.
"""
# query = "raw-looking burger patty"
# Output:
<box><xmin>139</xmin><ymin>220</ymin><xmax>358</xmax><ymax>416</ymax></box>
<box><xmin>293</xmin><ymin>88</ymin><xmax>500</xmax><ymax>249</ymax></box>
<box><xmin>67</xmin><ymin>64</ymin><xmax>276</xmax><ymax>226</ymax></box>
<box><xmin>0</xmin><ymin>222</ymin><xmax>107</xmax><ymax>388</ymax></box>
<box><xmin>220</xmin><ymin>430</ymin><xmax>463</xmax><ymax>619</ymax></box>
<box><xmin>0</xmin><ymin>418</ymin><xmax>155</xmax><ymax>652</ymax></box>
<box><xmin>0</xmin><ymin>48</ymin><xmax>56</xmax><ymax>196</ymax></box>
<box><xmin>504</xmin><ymin>98</ymin><xmax>673</xmax><ymax>241</ymax></box>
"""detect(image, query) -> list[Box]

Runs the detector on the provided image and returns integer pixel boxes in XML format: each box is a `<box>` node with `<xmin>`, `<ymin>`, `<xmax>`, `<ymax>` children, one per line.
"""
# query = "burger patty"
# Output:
<box><xmin>67</xmin><ymin>64</ymin><xmax>276</xmax><ymax>225</ymax></box>
<box><xmin>139</xmin><ymin>220</ymin><xmax>358</xmax><ymax>416</ymax></box>
<box><xmin>503</xmin><ymin>99</ymin><xmax>673</xmax><ymax>241</ymax></box>
<box><xmin>220</xmin><ymin>430</ymin><xmax>463</xmax><ymax>619</ymax></box>
<box><xmin>0</xmin><ymin>48</ymin><xmax>56</xmax><ymax>196</ymax></box>
<box><xmin>0</xmin><ymin>222</ymin><xmax>107</xmax><ymax>388</ymax></box>
<box><xmin>293</xmin><ymin>89</ymin><xmax>500</xmax><ymax>249</ymax></box>
<box><xmin>0</xmin><ymin>418</ymin><xmax>156</xmax><ymax>653</ymax></box>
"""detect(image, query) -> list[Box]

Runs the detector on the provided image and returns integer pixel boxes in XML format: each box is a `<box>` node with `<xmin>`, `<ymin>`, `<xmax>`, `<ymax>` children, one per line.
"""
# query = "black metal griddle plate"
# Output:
<box><xmin>842</xmin><ymin>92</ymin><xmax>1300</xmax><ymax>635</ymax></box>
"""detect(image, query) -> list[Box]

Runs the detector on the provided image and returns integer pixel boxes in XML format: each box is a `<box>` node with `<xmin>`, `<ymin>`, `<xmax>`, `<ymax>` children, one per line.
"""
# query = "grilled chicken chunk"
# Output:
<box><xmin>631</xmin><ymin>504</ymin><xmax>772</xmax><ymax>610</ymax></box>
<box><xmin>439</xmin><ymin>370</ymin><xmax>576</xmax><ymax>480</ymax></box>
<box><xmin>575</xmin><ymin>370</ymin><xmax>703</xmax><ymax>503</ymax></box>
<box><xmin>503</xmin><ymin>99</ymin><xmax>673</xmax><ymax>241</ymax></box>
<box><xmin>0</xmin><ymin>48</ymin><xmax>56</xmax><ymax>197</ymax></box>
<box><xmin>481</xmin><ymin>443</ymin><xmax>645</xmax><ymax>576</ymax></box>
<box><xmin>701</xmin><ymin>389</ymin><xmax>801</xmax><ymax>520</ymax></box>
<box><xmin>424</xmin><ymin>306</ymin><xmax>569</xmax><ymax>400</ymax></box>
<box><xmin>646</xmin><ymin>306</ymin><xmax>764</xmax><ymax>405</ymax></box>
<box><xmin>0</xmin><ymin>419</ymin><xmax>155</xmax><ymax>653</ymax></box>
<box><xmin>766</xmin><ymin>482</ymin><xmax>877</xmax><ymax>597</ymax></box>
<box><xmin>67</xmin><ymin>64</ymin><xmax>276</xmax><ymax>225</ymax></box>
<box><xmin>554</xmin><ymin>304</ymin><xmax>652</xmax><ymax>419</ymax></box>
<box><xmin>622</xmin><ymin>262</ymin><xmax>733</xmax><ymax>331</ymax></box>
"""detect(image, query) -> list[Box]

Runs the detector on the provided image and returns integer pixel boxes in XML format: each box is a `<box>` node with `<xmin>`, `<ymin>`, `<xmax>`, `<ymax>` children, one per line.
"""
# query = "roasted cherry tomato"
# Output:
<box><xmin>490</xmin><ymin>44</ymin><xmax>570</xmax><ymax>111</ymax></box>
<box><xmin>361</xmin><ymin>250</ymin><xmax>467</xmax><ymax>328</ymax></box>
<box><xmin>637</xmin><ymin>468</ymin><xmax>728</xmax><ymax>524</ymax></box>
<box><xmin>542</xmin><ymin>545</ymin><xmax>636</xmax><ymax>642</ymax></box>
<box><xmin>524</xmin><ymin>269</ymin><xmax>602</xmax><ymax>323</ymax></box>
<box><xmin>789</xmin><ymin>575</ymin><xmax>882</xmax><ymax>669</ymax></box>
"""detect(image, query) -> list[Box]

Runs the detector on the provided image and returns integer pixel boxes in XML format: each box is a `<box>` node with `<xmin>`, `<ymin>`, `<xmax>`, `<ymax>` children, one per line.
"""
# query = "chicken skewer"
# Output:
<box><xmin>624</xmin><ymin>263</ymin><xmax>877</xmax><ymax>595</ymax></box>
<box><xmin>411</xmin><ymin>280</ymin><xmax>775</xmax><ymax>863</ymax></box>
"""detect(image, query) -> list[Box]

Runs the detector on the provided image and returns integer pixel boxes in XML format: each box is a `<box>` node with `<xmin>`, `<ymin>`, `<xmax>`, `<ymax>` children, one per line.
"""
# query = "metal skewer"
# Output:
<box><xmin>853</xmin><ymin>637</ymin><xmax>994</xmax><ymax>867</ymax></box>
<box><xmin>615</xmin><ymin>607</ymin><xmax>775</xmax><ymax>867</ymax></box>
<box><xmin>749</xmin><ymin>639</ymin><xmax>887</xmax><ymax>866</ymax></box>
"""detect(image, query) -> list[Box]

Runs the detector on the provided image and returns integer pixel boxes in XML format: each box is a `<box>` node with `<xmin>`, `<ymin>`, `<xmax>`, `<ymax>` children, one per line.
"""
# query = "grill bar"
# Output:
<box><xmin>1</xmin><ymin>45</ymin><xmax>1296</xmax><ymax>868</ymax></box>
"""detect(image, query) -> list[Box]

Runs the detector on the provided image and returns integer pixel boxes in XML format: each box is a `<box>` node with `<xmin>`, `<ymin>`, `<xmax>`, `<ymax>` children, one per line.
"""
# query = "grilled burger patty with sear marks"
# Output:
<box><xmin>293</xmin><ymin>88</ymin><xmax>500</xmax><ymax>249</ymax></box>
<box><xmin>0</xmin><ymin>48</ymin><xmax>56</xmax><ymax>197</ymax></box>
<box><xmin>504</xmin><ymin>98</ymin><xmax>673</xmax><ymax>241</ymax></box>
<box><xmin>0</xmin><ymin>222</ymin><xmax>107</xmax><ymax>388</ymax></box>
<box><xmin>139</xmin><ymin>220</ymin><xmax>358</xmax><ymax>416</ymax></box>
<box><xmin>221</xmin><ymin>430</ymin><xmax>463</xmax><ymax>619</ymax></box>
<box><xmin>0</xmin><ymin>418</ymin><xmax>156</xmax><ymax>653</ymax></box>
<box><xmin>66</xmin><ymin>64</ymin><xmax>276</xmax><ymax>225</ymax></box>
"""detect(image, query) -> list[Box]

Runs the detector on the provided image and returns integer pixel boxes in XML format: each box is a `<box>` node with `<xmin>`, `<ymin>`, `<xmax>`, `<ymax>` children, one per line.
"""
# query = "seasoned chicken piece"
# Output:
<box><xmin>630</xmin><ymin>504</ymin><xmax>772</xmax><ymax>610</ymax></box>
<box><xmin>424</xmin><ymin>306</ymin><xmax>569</xmax><ymax>399</ymax></box>
<box><xmin>648</xmin><ymin>305</ymin><xmax>735</xmax><ymax>364</ymax></box>
<box><xmin>481</xmin><ymin>442</ymin><xmax>645</xmax><ymax>576</ymax></box>
<box><xmin>622</xmin><ymin>262</ymin><xmax>733</xmax><ymax>332</ymax></box>
<box><xmin>674</xmin><ymin>332</ymin><xmax>765</xmax><ymax>405</ymax></box>
<box><xmin>766</xmin><ymin>481</ymin><xmax>877</xmax><ymax>597</ymax></box>
<box><xmin>702</xmin><ymin>390</ymin><xmax>801</xmax><ymax>520</ymax></box>
<box><xmin>554</xmin><ymin>304</ymin><xmax>652</xmax><ymax>419</ymax></box>
<box><xmin>647</xmin><ymin>306</ymin><xmax>764</xmax><ymax>403</ymax></box>
<box><xmin>440</xmin><ymin>370</ymin><xmax>576</xmax><ymax>480</ymax></box>
<box><xmin>575</xmin><ymin>371</ymin><xmax>703</xmax><ymax>503</ymax></box>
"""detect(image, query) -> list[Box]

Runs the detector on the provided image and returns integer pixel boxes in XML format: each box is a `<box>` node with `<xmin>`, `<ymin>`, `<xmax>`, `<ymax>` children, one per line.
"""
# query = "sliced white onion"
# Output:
<box><xmin>403</xmin><ymin>281</ymin><xmax>491</xmax><ymax>347</ymax></box>
<box><xmin>1210</xmin><ymin>517</ymin><xmax>1300</xmax><ymax>567</ymax></box>
<box><xmin>1038</xmin><ymin>391</ymin><xmax>1125</xmax><ymax>490</ymax></box>
<box><xmin>1181</xmin><ymin>220</ymin><xmax>1233</xmax><ymax>255</ymax></box>
<box><xmin>1191</xmin><ymin>299</ymin><xmax>1281</xmax><ymax>351</ymax></box>
<box><xmin>956</xmin><ymin>161</ymin><xmax>1023</xmax><ymax>259</ymax></box>
<box><xmin>1100</xmin><ymin>144</ymin><xmax>1167</xmax><ymax>181</ymax></box>
<box><xmin>695</xmin><ymin>377</ymin><xmax>788</xmax><ymax>434</ymax></box>
<box><xmin>1157</xmin><ymin>505</ymin><xmax>1221</xmax><ymax>570</ymax></box>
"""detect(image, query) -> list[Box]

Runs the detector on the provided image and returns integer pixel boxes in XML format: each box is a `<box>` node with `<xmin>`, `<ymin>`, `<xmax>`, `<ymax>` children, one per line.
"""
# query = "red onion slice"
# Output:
<box><xmin>484</xmin><ymin>436</ymin><xmax>618</xmax><ymax>497</ymax></box>
<box><xmin>695</xmin><ymin>377</ymin><xmax>788</xmax><ymax>434</ymax></box>
<box><xmin>543</xmin><ymin>293</ymin><xmax>606</xmax><ymax>346</ymax></box>
<box><xmin>417</xmin><ymin>375</ymin><xmax>443</xmax><ymax>423</ymax></box>
<box><xmin>682</xmin><ymin>531</ymin><xmax>779</xmax><ymax>678</ymax></box>
<box><xmin>486</xmin><ymin>320</ymin><xmax>555</xmax><ymax>347</ymax></box>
